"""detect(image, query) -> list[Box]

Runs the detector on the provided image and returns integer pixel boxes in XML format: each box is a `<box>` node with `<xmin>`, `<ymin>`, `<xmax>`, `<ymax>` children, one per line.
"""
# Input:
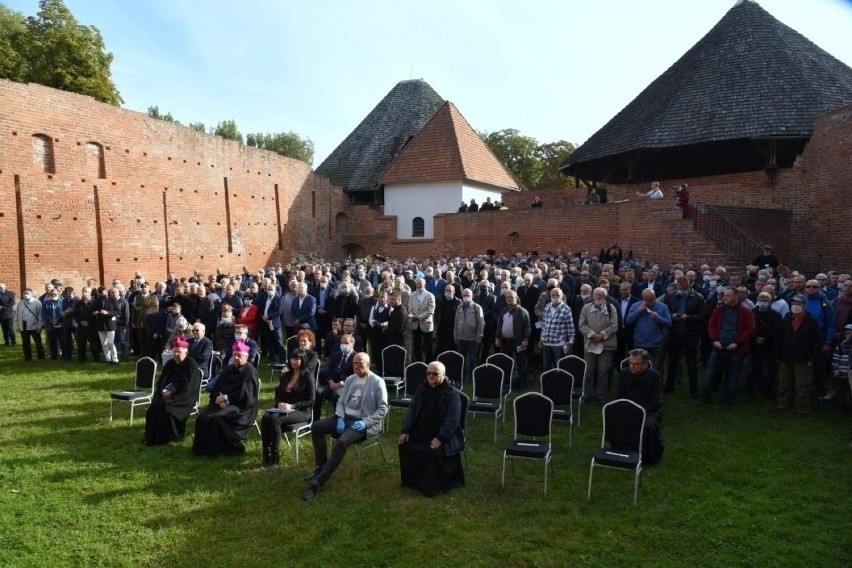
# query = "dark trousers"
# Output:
<box><xmin>636</xmin><ymin>346</ymin><xmax>662</xmax><ymax>374</ymax></box>
<box><xmin>115</xmin><ymin>326</ymin><xmax>129</xmax><ymax>359</ymax></box>
<box><xmin>0</xmin><ymin>318</ymin><xmax>15</xmax><ymax>345</ymax></box>
<box><xmin>747</xmin><ymin>350</ymin><xmax>776</xmax><ymax>399</ymax></box>
<box><xmin>46</xmin><ymin>327</ymin><xmax>62</xmax><ymax>359</ymax></box>
<box><xmin>261</xmin><ymin>325</ymin><xmax>285</xmax><ymax>363</ymax></box>
<box><xmin>500</xmin><ymin>337</ymin><xmax>527</xmax><ymax>387</ymax></box>
<box><xmin>261</xmin><ymin>409</ymin><xmax>311</xmax><ymax>453</ymax></box>
<box><xmin>412</xmin><ymin>328</ymin><xmax>433</xmax><ymax>363</ymax></box>
<box><xmin>702</xmin><ymin>349</ymin><xmax>742</xmax><ymax>405</ymax></box>
<box><xmin>479</xmin><ymin>325</ymin><xmax>495</xmax><ymax>364</ymax></box>
<box><xmin>21</xmin><ymin>327</ymin><xmax>45</xmax><ymax>361</ymax></box>
<box><xmin>666</xmin><ymin>334</ymin><xmax>699</xmax><ymax>395</ymax></box>
<box><xmin>62</xmin><ymin>327</ymin><xmax>75</xmax><ymax>361</ymax></box>
<box><xmin>310</xmin><ymin>416</ymin><xmax>366</xmax><ymax>486</ymax></box>
<box><xmin>75</xmin><ymin>326</ymin><xmax>101</xmax><ymax>362</ymax></box>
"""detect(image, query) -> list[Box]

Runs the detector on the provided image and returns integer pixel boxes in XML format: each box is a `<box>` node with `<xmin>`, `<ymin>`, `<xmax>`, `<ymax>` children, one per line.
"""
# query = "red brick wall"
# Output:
<box><xmin>0</xmin><ymin>79</ymin><xmax>339</xmax><ymax>291</ymax></box>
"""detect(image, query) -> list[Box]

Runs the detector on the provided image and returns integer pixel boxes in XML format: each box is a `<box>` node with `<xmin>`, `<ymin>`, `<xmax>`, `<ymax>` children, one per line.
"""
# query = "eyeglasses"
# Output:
<box><xmin>425</xmin><ymin>371</ymin><xmax>441</xmax><ymax>376</ymax></box>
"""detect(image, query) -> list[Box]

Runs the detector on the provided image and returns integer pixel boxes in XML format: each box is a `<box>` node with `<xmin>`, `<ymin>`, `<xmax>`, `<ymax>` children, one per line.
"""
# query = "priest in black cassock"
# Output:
<box><xmin>144</xmin><ymin>336</ymin><xmax>202</xmax><ymax>445</ymax></box>
<box><xmin>616</xmin><ymin>348</ymin><xmax>664</xmax><ymax>465</ymax></box>
<box><xmin>192</xmin><ymin>341</ymin><xmax>259</xmax><ymax>457</ymax></box>
<box><xmin>397</xmin><ymin>360</ymin><xmax>465</xmax><ymax>497</ymax></box>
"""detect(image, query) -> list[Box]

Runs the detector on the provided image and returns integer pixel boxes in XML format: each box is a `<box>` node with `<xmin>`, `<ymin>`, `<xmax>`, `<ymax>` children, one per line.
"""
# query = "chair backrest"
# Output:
<box><xmin>514</xmin><ymin>392</ymin><xmax>554</xmax><ymax>439</ymax></box>
<box><xmin>540</xmin><ymin>369</ymin><xmax>574</xmax><ymax>406</ymax></box>
<box><xmin>487</xmin><ymin>353</ymin><xmax>514</xmax><ymax>388</ymax></box>
<box><xmin>437</xmin><ymin>350</ymin><xmax>464</xmax><ymax>384</ymax></box>
<box><xmin>382</xmin><ymin>344</ymin><xmax>406</xmax><ymax>377</ymax></box>
<box><xmin>136</xmin><ymin>357</ymin><xmax>158</xmax><ymax>392</ymax></box>
<box><xmin>403</xmin><ymin>362</ymin><xmax>428</xmax><ymax>397</ymax></box>
<box><xmin>471</xmin><ymin>363</ymin><xmax>504</xmax><ymax>400</ymax></box>
<box><xmin>557</xmin><ymin>355</ymin><xmax>586</xmax><ymax>394</ymax></box>
<box><xmin>457</xmin><ymin>389</ymin><xmax>469</xmax><ymax>436</ymax></box>
<box><xmin>601</xmin><ymin>399</ymin><xmax>646</xmax><ymax>455</ymax></box>
<box><xmin>286</xmin><ymin>335</ymin><xmax>299</xmax><ymax>359</ymax></box>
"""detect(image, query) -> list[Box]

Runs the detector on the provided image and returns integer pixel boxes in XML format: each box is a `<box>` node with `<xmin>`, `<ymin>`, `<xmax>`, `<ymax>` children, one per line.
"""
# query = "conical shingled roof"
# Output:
<box><xmin>379</xmin><ymin>101</ymin><xmax>519</xmax><ymax>191</ymax></box>
<box><xmin>561</xmin><ymin>0</ymin><xmax>852</xmax><ymax>174</ymax></box>
<box><xmin>315</xmin><ymin>79</ymin><xmax>444</xmax><ymax>192</ymax></box>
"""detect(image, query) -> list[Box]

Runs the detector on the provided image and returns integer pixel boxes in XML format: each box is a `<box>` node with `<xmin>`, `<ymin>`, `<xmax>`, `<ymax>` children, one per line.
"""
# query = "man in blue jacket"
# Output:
<box><xmin>625</xmin><ymin>289</ymin><xmax>672</xmax><ymax>372</ymax></box>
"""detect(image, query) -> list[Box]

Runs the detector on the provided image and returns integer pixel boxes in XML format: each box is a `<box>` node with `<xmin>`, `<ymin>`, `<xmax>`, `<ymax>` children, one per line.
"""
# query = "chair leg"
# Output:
<box><xmin>501</xmin><ymin>453</ymin><xmax>507</xmax><ymax>488</ymax></box>
<box><xmin>254</xmin><ymin>420</ymin><xmax>261</xmax><ymax>435</ymax></box>
<box><xmin>544</xmin><ymin>459</ymin><xmax>549</xmax><ymax>495</ymax></box>
<box><xmin>587</xmin><ymin>462</ymin><xmax>595</xmax><ymax>501</ymax></box>
<box><xmin>109</xmin><ymin>399</ymin><xmax>114</xmax><ymax>423</ymax></box>
<box><xmin>129</xmin><ymin>404</ymin><xmax>135</xmax><ymax>426</ymax></box>
<box><xmin>634</xmin><ymin>467</ymin><xmax>641</xmax><ymax>506</ymax></box>
<box><xmin>492</xmin><ymin>415</ymin><xmax>498</xmax><ymax>443</ymax></box>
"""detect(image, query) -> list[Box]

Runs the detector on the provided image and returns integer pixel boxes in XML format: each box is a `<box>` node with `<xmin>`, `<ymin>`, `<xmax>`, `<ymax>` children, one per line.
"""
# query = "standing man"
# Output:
<box><xmin>303</xmin><ymin>352</ymin><xmax>387</xmax><ymax>500</ymax></box>
<box><xmin>662</xmin><ymin>276</ymin><xmax>706</xmax><ymax>396</ymax></box>
<box><xmin>41</xmin><ymin>287</ymin><xmax>64</xmax><ymax>360</ymax></box>
<box><xmin>495</xmin><ymin>290</ymin><xmax>531</xmax><ymax>390</ymax></box>
<box><xmin>434</xmin><ymin>285</ymin><xmax>461</xmax><ymax>355</ymax></box>
<box><xmin>454</xmin><ymin>288</ymin><xmax>484</xmax><ymax>384</ymax></box>
<box><xmin>625</xmin><ymin>289</ymin><xmax>672</xmax><ymax>372</ymax></box>
<box><xmin>15</xmin><ymin>288</ymin><xmax>44</xmax><ymax>361</ymax></box>
<box><xmin>260</xmin><ymin>283</ymin><xmax>285</xmax><ymax>365</ymax></box>
<box><xmin>381</xmin><ymin>291</ymin><xmax>408</xmax><ymax>350</ymax></box>
<box><xmin>748</xmin><ymin>292</ymin><xmax>782</xmax><ymax>400</ymax></box>
<box><xmin>700</xmin><ymin>288</ymin><xmax>755</xmax><ymax>408</ymax></box>
<box><xmin>802</xmin><ymin>279</ymin><xmax>836</xmax><ymax>400</ymax></box>
<box><xmin>776</xmin><ymin>295</ymin><xmax>822</xmax><ymax>415</ymax></box>
<box><xmin>474</xmin><ymin>280</ymin><xmax>497</xmax><ymax>364</ymax></box>
<box><xmin>0</xmin><ymin>283</ymin><xmax>16</xmax><ymax>346</ymax></box>
<box><xmin>578</xmin><ymin>287</ymin><xmax>617</xmax><ymax>403</ymax></box>
<box><xmin>539</xmin><ymin>287</ymin><xmax>575</xmax><ymax>372</ymax></box>
<box><xmin>408</xmin><ymin>278</ymin><xmax>435</xmax><ymax>363</ymax></box>
<box><xmin>74</xmin><ymin>286</ymin><xmax>102</xmax><ymax>363</ymax></box>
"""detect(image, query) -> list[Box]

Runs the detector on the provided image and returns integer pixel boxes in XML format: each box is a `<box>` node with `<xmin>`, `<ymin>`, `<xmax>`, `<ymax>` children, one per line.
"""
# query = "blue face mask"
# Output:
<box><xmin>703</xmin><ymin>275</ymin><xmax>711</xmax><ymax>282</ymax></box>
<box><xmin>756</xmin><ymin>301</ymin><xmax>769</xmax><ymax>311</ymax></box>
<box><xmin>340</xmin><ymin>344</ymin><xmax>351</xmax><ymax>354</ymax></box>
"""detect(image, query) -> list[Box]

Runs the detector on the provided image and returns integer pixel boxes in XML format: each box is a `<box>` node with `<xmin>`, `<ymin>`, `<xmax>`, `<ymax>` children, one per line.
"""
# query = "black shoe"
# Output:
<box><xmin>302</xmin><ymin>483</ymin><xmax>319</xmax><ymax>500</ymax></box>
<box><xmin>304</xmin><ymin>469</ymin><xmax>320</xmax><ymax>482</ymax></box>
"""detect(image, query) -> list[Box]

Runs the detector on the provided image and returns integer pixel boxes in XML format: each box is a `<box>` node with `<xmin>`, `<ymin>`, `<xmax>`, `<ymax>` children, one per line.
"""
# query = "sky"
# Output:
<box><xmin>5</xmin><ymin>0</ymin><xmax>852</xmax><ymax>166</ymax></box>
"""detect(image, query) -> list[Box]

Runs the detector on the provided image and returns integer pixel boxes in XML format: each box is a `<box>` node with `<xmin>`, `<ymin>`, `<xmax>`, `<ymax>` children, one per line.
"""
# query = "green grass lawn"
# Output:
<box><xmin>0</xmin><ymin>342</ymin><xmax>849</xmax><ymax>567</ymax></box>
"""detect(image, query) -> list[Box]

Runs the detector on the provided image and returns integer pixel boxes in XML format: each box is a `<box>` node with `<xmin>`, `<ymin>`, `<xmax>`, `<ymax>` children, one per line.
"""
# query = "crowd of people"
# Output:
<box><xmin>3</xmin><ymin>242</ymin><xmax>850</xmax><ymax>494</ymax></box>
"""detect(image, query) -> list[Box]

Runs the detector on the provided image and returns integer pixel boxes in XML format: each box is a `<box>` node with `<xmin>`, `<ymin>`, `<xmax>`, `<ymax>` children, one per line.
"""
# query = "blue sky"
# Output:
<box><xmin>5</xmin><ymin>0</ymin><xmax>852</xmax><ymax>165</ymax></box>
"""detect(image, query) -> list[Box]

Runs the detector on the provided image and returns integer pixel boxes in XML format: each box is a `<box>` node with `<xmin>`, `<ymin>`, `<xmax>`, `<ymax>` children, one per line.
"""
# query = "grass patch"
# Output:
<box><xmin>0</xmin><ymin>342</ymin><xmax>849</xmax><ymax>566</ymax></box>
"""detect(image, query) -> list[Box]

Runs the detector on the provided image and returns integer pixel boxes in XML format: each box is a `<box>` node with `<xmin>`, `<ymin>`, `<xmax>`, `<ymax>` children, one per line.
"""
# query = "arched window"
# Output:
<box><xmin>412</xmin><ymin>217</ymin><xmax>424</xmax><ymax>238</ymax></box>
<box><xmin>32</xmin><ymin>134</ymin><xmax>55</xmax><ymax>173</ymax></box>
<box><xmin>86</xmin><ymin>142</ymin><xmax>106</xmax><ymax>179</ymax></box>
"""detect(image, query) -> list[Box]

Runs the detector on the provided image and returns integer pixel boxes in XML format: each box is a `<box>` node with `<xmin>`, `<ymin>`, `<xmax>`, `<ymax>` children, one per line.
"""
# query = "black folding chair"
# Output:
<box><xmin>487</xmin><ymin>352</ymin><xmax>515</xmax><ymax>398</ymax></box>
<box><xmin>502</xmin><ymin>392</ymin><xmax>554</xmax><ymax>494</ymax></box>
<box><xmin>438</xmin><ymin>350</ymin><xmax>464</xmax><ymax>390</ymax></box>
<box><xmin>540</xmin><ymin>368</ymin><xmax>574</xmax><ymax>447</ymax></box>
<box><xmin>387</xmin><ymin>362</ymin><xmax>427</xmax><ymax>429</ymax></box>
<box><xmin>382</xmin><ymin>344</ymin><xmax>407</xmax><ymax>396</ymax></box>
<box><xmin>109</xmin><ymin>357</ymin><xmax>158</xmax><ymax>424</ymax></box>
<box><xmin>587</xmin><ymin>398</ymin><xmax>646</xmax><ymax>506</ymax></box>
<box><xmin>558</xmin><ymin>355</ymin><xmax>587</xmax><ymax>427</ymax></box>
<box><xmin>468</xmin><ymin>363</ymin><xmax>504</xmax><ymax>442</ymax></box>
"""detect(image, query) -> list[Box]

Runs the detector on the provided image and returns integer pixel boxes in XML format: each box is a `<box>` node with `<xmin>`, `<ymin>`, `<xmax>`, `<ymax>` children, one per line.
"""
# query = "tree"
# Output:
<box><xmin>246</xmin><ymin>131</ymin><xmax>315</xmax><ymax>165</ymax></box>
<box><xmin>212</xmin><ymin>120</ymin><xmax>243</xmax><ymax>143</ymax></box>
<box><xmin>22</xmin><ymin>0</ymin><xmax>122</xmax><ymax>105</ymax></box>
<box><xmin>0</xmin><ymin>5</ymin><xmax>28</xmax><ymax>82</ymax></box>
<box><xmin>147</xmin><ymin>105</ymin><xmax>179</xmax><ymax>124</ymax></box>
<box><xmin>188</xmin><ymin>122</ymin><xmax>206</xmax><ymax>133</ymax></box>
<box><xmin>479</xmin><ymin>129</ymin><xmax>576</xmax><ymax>190</ymax></box>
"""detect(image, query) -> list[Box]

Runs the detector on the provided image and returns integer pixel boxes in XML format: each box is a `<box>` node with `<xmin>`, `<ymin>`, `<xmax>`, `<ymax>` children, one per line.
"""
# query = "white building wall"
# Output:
<box><xmin>384</xmin><ymin>181</ymin><xmax>462</xmax><ymax>239</ymax></box>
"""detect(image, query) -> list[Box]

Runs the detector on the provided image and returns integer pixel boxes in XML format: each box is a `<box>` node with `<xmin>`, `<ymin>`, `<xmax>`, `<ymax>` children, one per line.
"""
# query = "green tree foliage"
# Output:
<box><xmin>211</xmin><ymin>119</ymin><xmax>243</xmax><ymax>143</ymax></box>
<box><xmin>246</xmin><ymin>131</ymin><xmax>315</xmax><ymax>165</ymax></box>
<box><xmin>0</xmin><ymin>5</ymin><xmax>28</xmax><ymax>82</ymax></box>
<box><xmin>479</xmin><ymin>129</ymin><xmax>576</xmax><ymax>190</ymax></box>
<box><xmin>16</xmin><ymin>0</ymin><xmax>123</xmax><ymax>105</ymax></box>
<box><xmin>188</xmin><ymin>122</ymin><xmax>206</xmax><ymax>133</ymax></box>
<box><xmin>147</xmin><ymin>105</ymin><xmax>179</xmax><ymax>124</ymax></box>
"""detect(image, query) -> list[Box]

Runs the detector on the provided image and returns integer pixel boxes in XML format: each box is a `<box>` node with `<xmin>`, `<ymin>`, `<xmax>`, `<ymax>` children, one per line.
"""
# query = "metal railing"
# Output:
<box><xmin>693</xmin><ymin>203</ymin><xmax>762</xmax><ymax>265</ymax></box>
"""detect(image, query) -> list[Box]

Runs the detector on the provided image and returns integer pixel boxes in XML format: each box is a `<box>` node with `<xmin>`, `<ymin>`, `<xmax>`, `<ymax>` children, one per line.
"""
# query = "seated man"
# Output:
<box><xmin>616</xmin><ymin>348</ymin><xmax>664</xmax><ymax>465</ymax></box>
<box><xmin>188</xmin><ymin>322</ymin><xmax>214</xmax><ymax>380</ymax></box>
<box><xmin>398</xmin><ymin>361</ymin><xmax>465</xmax><ymax>497</ymax></box>
<box><xmin>302</xmin><ymin>352</ymin><xmax>387</xmax><ymax>500</ymax></box>
<box><xmin>314</xmin><ymin>333</ymin><xmax>358</xmax><ymax>420</ymax></box>
<box><xmin>192</xmin><ymin>342</ymin><xmax>259</xmax><ymax>457</ymax></box>
<box><xmin>143</xmin><ymin>337</ymin><xmax>202</xmax><ymax>445</ymax></box>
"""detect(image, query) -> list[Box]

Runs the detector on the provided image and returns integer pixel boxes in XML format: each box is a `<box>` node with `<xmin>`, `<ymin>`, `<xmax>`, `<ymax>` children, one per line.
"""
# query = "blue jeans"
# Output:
<box><xmin>115</xmin><ymin>326</ymin><xmax>128</xmax><ymax>360</ymax></box>
<box><xmin>457</xmin><ymin>339</ymin><xmax>479</xmax><ymax>385</ymax></box>
<box><xmin>541</xmin><ymin>344</ymin><xmax>566</xmax><ymax>372</ymax></box>
<box><xmin>702</xmin><ymin>349</ymin><xmax>742</xmax><ymax>405</ymax></box>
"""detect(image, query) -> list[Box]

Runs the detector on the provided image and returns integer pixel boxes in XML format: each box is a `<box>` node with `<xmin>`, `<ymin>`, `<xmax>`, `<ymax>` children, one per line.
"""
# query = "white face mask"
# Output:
<box><xmin>462</xmin><ymin>297</ymin><xmax>471</xmax><ymax>304</ymax></box>
<box><xmin>791</xmin><ymin>305</ymin><xmax>803</xmax><ymax>314</ymax></box>
<box><xmin>580</xmin><ymin>294</ymin><xmax>590</xmax><ymax>301</ymax></box>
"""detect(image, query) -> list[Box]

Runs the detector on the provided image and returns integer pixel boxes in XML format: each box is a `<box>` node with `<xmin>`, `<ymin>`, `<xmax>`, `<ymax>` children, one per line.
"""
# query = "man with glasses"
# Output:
<box><xmin>188</xmin><ymin>323</ymin><xmax>214</xmax><ymax>381</ymax></box>
<box><xmin>616</xmin><ymin>349</ymin><xmax>664</xmax><ymax>465</ymax></box>
<box><xmin>303</xmin><ymin>352</ymin><xmax>387</xmax><ymax>500</ymax></box>
<box><xmin>803</xmin><ymin>279</ymin><xmax>836</xmax><ymax>400</ymax></box>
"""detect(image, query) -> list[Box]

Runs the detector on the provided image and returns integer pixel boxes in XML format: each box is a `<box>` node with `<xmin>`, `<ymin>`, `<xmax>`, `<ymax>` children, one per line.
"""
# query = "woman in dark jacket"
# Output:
<box><xmin>260</xmin><ymin>350</ymin><xmax>315</xmax><ymax>467</ymax></box>
<box><xmin>398</xmin><ymin>361</ymin><xmax>465</xmax><ymax>497</ymax></box>
<box><xmin>93</xmin><ymin>286</ymin><xmax>119</xmax><ymax>364</ymax></box>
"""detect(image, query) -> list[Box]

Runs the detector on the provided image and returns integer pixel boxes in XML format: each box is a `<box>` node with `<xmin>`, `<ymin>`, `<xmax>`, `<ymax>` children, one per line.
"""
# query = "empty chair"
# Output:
<box><xmin>587</xmin><ymin>398</ymin><xmax>646</xmax><ymax>506</ymax></box>
<box><xmin>109</xmin><ymin>357</ymin><xmax>158</xmax><ymax>424</ymax></box>
<box><xmin>502</xmin><ymin>392</ymin><xmax>554</xmax><ymax>494</ymax></box>
<box><xmin>387</xmin><ymin>362</ymin><xmax>428</xmax><ymax>428</ymax></box>
<box><xmin>487</xmin><ymin>352</ymin><xmax>515</xmax><ymax>396</ymax></box>
<box><xmin>382</xmin><ymin>344</ymin><xmax>407</xmax><ymax>397</ymax></box>
<box><xmin>557</xmin><ymin>355</ymin><xmax>587</xmax><ymax>427</ymax></box>
<box><xmin>438</xmin><ymin>350</ymin><xmax>464</xmax><ymax>390</ymax></box>
<box><xmin>468</xmin><ymin>363</ymin><xmax>505</xmax><ymax>442</ymax></box>
<box><xmin>539</xmin><ymin>368</ymin><xmax>575</xmax><ymax>447</ymax></box>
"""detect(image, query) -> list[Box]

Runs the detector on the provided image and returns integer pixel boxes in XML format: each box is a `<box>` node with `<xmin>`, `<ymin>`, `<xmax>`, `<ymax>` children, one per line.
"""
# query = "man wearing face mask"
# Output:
<box><xmin>475</xmin><ymin>281</ymin><xmax>497</xmax><ymax>363</ymax></box>
<box><xmin>540</xmin><ymin>288</ymin><xmax>575</xmax><ymax>372</ymax></box>
<box><xmin>408</xmin><ymin>278</ymin><xmax>436</xmax><ymax>363</ymax></box>
<box><xmin>495</xmin><ymin>290</ymin><xmax>531</xmax><ymax>390</ymax></box>
<box><xmin>626</xmin><ymin>289</ymin><xmax>672</xmax><ymax>373</ymax></box>
<box><xmin>662</xmin><ymin>276</ymin><xmax>706</xmax><ymax>396</ymax></box>
<box><xmin>15</xmin><ymin>288</ymin><xmax>45</xmax><ymax>361</ymax></box>
<box><xmin>315</xmin><ymin>334</ymin><xmax>358</xmax><ymax>420</ymax></box>
<box><xmin>454</xmin><ymin>288</ymin><xmax>484</xmax><ymax>383</ymax></box>
<box><xmin>747</xmin><ymin>291</ymin><xmax>783</xmax><ymax>400</ymax></box>
<box><xmin>777</xmin><ymin>295</ymin><xmax>822</xmax><ymax>414</ymax></box>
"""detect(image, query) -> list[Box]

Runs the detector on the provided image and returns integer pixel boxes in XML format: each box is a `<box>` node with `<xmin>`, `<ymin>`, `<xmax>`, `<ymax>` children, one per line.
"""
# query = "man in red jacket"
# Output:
<box><xmin>699</xmin><ymin>288</ymin><xmax>755</xmax><ymax>408</ymax></box>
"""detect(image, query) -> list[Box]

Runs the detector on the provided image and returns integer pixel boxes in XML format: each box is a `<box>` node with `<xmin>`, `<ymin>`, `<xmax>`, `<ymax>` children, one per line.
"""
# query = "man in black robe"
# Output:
<box><xmin>144</xmin><ymin>337</ymin><xmax>202</xmax><ymax>445</ymax></box>
<box><xmin>398</xmin><ymin>361</ymin><xmax>465</xmax><ymax>497</ymax></box>
<box><xmin>192</xmin><ymin>342</ymin><xmax>259</xmax><ymax>457</ymax></box>
<box><xmin>616</xmin><ymin>348</ymin><xmax>664</xmax><ymax>465</ymax></box>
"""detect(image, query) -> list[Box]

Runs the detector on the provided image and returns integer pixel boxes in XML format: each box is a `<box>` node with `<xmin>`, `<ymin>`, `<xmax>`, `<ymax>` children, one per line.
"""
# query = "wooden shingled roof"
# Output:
<box><xmin>379</xmin><ymin>101</ymin><xmax>519</xmax><ymax>191</ymax></box>
<box><xmin>561</xmin><ymin>0</ymin><xmax>852</xmax><ymax>180</ymax></box>
<box><xmin>315</xmin><ymin>79</ymin><xmax>444</xmax><ymax>192</ymax></box>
